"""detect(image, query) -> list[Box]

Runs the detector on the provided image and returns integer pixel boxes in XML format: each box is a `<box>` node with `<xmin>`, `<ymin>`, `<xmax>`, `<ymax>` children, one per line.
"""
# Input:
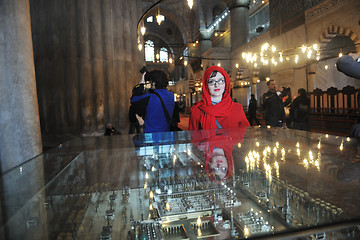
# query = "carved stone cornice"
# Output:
<box><xmin>226</xmin><ymin>0</ymin><xmax>250</xmax><ymax>10</ymax></box>
<box><xmin>305</xmin><ymin>0</ymin><xmax>351</xmax><ymax>22</ymax></box>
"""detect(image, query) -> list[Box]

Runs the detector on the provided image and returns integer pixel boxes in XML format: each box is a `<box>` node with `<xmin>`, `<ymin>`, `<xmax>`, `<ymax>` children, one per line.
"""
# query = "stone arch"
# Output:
<box><xmin>145</xmin><ymin>7</ymin><xmax>188</xmax><ymax>44</ymax></box>
<box><xmin>318</xmin><ymin>25</ymin><xmax>360</xmax><ymax>53</ymax></box>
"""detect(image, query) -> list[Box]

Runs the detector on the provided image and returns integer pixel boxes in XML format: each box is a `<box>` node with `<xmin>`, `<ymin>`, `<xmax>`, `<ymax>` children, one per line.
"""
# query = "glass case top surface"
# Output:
<box><xmin>1</xmin><ymin>127</ymin><xmax>360</xmax><ymax>240</ymax></box>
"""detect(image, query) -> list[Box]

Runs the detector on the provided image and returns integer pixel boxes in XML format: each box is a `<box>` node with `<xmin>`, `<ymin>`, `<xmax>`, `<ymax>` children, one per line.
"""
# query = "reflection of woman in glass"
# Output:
<box><xmin>189</xmin><ymin>66</ymin><xmax>250</xmax><ymax>130</ymax></box>
<box><xmin>192</xmin><ymin>128</ymin><xmax>247</xmax><ymax>182</ymax></box>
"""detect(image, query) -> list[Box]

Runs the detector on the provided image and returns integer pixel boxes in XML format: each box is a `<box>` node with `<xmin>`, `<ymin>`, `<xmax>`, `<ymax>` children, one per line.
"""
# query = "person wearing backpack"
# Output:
<box><xmin>130</xmin><ymin>70</ymin><xmax>175</xmax><ymax>133</ymax></box>
<box><xmin>289</xmin><ymin>88</ymin><xmax>310</xmax><ymax>131</ymax></box>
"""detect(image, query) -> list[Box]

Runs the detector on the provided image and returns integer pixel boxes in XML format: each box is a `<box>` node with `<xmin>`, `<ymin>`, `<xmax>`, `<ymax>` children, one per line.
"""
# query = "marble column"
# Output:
<box><xmin>227</xmin><ymin>0</ymin><xmax>250</xmax><ymax>51</ymax></box>
<box><xmin>0</xmin><ymin>0</ymin><xmax>42</xmax><ymax>172</ymax></box>
<box><xmin>199</xmin><ymin>29</ymin><xmax>213</xmax><ymax>55</ymax></box>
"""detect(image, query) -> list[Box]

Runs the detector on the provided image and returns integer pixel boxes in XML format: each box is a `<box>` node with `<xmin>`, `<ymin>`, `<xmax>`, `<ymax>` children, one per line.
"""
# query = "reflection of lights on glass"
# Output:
<box><xmin>274</xmin><ymin>161</ymin><xmax>280</xmax><ymax>178</ymax></box>
<box><xmin>145</xmin><ymin>172</ymin><xmax>149</xmax><ymax>179</ymax></box>
<box><xmin>244</xmin><ymin>226</ymin><xmax>250</xmax><ymax>238</ymax></box>
<box><xmin>339</xmin><ymin>141</ymin><xmax>343</xmax><ymax>151</ymax></box>
<box><xmin>263</xmin><ymin>149</ymin><xmax>267</xmax><ymax>158</ymax></box>
<box><xmin>303</xmin><ymin>158</ymin><xmax>308</xmax><ymax>168</ymax></box>
<box><xmin>256</xmin><ymin>142</ymin><xmax>260</xmax><ymax>147</ymax></box>
<box><xmin>317</xmin><ymin>141</ymin><xmax>321</xmax><ymax>149</ymax></box>
<box><xmin>273</xmin><ymin>147</ymin><xmax>277</xmax><ymax>156</ymax></box>
<box><xmin>346</xmin><ymin>137</ymin><xmax>350</xmax><ymax>142</ymax></box>
<box><xmin>297</xmin><ymin>148</ymin><xmax>301</xmax><ymax>157</ymax></box>
<box><xmin>197</xmin><ymin>216</ymin><xmax>202</xmax><ymax>227</ymax></box>
<box><xmin>151</xmin><ymin>166</ymin><xmax>155</xmax><ymax>171</ymax></box>
<box><xmin>309</xmin><ymin>151</ymin><xmax>314</xmax><ymax>161</ymax></box>
<box><xmin>264</xmin><ymin>163</ymin><xmax>272</xmax><ymax>182</ymax></box>
<box><xmin>188</xmin><ymin>149</ymin><xmax>191</xmax><ymax>156</ymax></box>
<box><xmin>166</xmin><ymin>202</ymin><xmax>171</xmax><ymax>211</ymax></box>
<box><xmin>238</xmin><ymin>143</ymin><xmax>242</xmax><ymax>148</ymax></box>
<box><xmin>144</xmin><ymin>182</ymin><xmax>147</xmax><ymax>189</ymax></box>
<box><xmin>281</xmin><ymin>148</ymin><xmax>286</xmax><ymax>161</ymax></box>
<box><xmin>149</xmin><ymin>191</ymin><xmax>154</xmax><ymax>199</ymax></box>
<box><xmin>296</xmin><ymin>142</ymin><xmax>300</xmax><ymax>148</ymax></box>
<box><xmin>314</xmin><ymin>160</ymin><xmax>320</xmax><ymax>170</ymax></box>
<box><xmin>325</xmin><ymin>134</ymin><xmax>329</xmax><ymax>138</ymax></box>
<box><xmin>197</xmin><ymin>228</ymin><xmax>202</xmax><ymax>237</ymax></box>
<box><xmin>149</xmin><ymin>204</ymin><xmax>153</xmax><ymax>210</ymax></box>
<box><xmin>20</xmin><ymin>167</ymin><xmax>23</xmax><ymax>174</ymax></box>
<box><xmin>276</xmin><ymin>141</ymin><xmax>279</xmax><ymax>148</ymax></box>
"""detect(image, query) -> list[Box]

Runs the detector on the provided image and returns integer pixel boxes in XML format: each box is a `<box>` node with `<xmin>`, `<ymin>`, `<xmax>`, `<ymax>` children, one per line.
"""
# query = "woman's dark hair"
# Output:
<box><xmin>209</xmin><ymin>70</ymin><xmax>219</xmax><ymax>79</ymax></box>
<box><xmin>298</xmin><ymin>88</ymin><xmax>307</xmax><ymax>97</ymax></box>
<box><xmin>147</xmin><ymin>70</ymin><xmax>169</xmax><ymax>89</ymax></box>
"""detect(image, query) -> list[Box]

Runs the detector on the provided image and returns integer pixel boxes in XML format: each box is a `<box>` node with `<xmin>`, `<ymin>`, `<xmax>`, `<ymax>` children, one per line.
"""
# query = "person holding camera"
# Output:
<box><xmin>130</xmin><ymin>69</ymin><xmax>175</xmax><ymax>133</ymax></box>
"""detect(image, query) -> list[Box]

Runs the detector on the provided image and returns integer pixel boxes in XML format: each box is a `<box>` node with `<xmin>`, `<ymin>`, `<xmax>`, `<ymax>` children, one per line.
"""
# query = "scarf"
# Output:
<box><xmin>195</xmin><ymin>66</ymin><xmax>234</xmax><ymax>129</ymax></box>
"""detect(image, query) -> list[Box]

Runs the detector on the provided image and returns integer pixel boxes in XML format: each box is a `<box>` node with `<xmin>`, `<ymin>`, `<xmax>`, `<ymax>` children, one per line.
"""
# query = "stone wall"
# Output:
<box><xmin>30</xmin><ymin>0</ymin><xmax>144</xmax><ymax>136</ymax></box>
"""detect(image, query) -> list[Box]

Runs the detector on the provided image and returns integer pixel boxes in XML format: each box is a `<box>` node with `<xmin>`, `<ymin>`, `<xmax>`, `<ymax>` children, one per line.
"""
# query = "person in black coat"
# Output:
<box><xmin>248</xmin><ymin>94</ymin><xmax>261</xmax><ymax>126</ymax></box>
<box><xmin>105</xmin><ymin>123</ymin><xmax>120</xmax><ymax>136</ymax></box>
<box><xmin>289</xmin><ymin>88</ymin><xmax>310</xmax><ymax>131</ymax></box>
<box><xmin>262</xmin><ymin>80</ymin><xmax>285</xmax><ymax>127</ymax></box>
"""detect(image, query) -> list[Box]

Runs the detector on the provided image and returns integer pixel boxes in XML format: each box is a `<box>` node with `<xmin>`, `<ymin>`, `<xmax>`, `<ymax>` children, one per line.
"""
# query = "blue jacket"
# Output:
<box><xmin>131</xmin><ymin>88</ymin><xmax>174</xmax><ymax>133</ymax></box>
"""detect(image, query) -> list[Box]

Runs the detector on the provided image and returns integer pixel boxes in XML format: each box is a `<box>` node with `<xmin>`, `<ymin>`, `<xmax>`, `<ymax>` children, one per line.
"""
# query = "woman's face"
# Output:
<box><xmin>208</xmin><ymin>71</ymin><xmax>225</xmax><ymax>100</ymax></box>
<box><xmin>210</xmin><ymin>149</ymin><xmax>228</xmax><ymax>180</ymax></box>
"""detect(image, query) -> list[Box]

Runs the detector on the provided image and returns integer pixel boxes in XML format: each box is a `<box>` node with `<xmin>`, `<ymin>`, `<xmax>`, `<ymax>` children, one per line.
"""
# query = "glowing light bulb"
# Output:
<box><xmin>301</xmin><ymin>45</ymin><xmax>307</xmax><ymax>53</ymax></box>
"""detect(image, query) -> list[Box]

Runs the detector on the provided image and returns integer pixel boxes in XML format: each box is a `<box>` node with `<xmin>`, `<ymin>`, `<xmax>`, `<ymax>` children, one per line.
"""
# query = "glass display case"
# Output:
<box><xmin>1</xmin><ymin>127</ymin><xmax>360</xmax><ymax>240</ymax></box>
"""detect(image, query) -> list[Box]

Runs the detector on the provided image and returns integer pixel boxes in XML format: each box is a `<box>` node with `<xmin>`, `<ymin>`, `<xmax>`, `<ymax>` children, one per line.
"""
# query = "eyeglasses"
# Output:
<box><xmin>208</xmin><ymin>79</ymin><xmax>225</xmax><ymax>86</ymax></box>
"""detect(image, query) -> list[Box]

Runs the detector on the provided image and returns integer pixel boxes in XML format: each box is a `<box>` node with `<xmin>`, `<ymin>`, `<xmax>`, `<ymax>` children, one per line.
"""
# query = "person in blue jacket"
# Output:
<box><xmin>130</xmin><ymin>70</ymin><xmax>175</xmax><ymax>133</ymax></box>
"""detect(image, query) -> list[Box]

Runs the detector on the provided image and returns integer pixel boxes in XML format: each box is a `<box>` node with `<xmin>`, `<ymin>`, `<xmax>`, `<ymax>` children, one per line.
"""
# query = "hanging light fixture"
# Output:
<box><xmin>141</xmin><ymin>26</ymin><xmax>146</xmax><ymax>35</ymax></box>
<box><xmin>156</xmin><ymin>7</ymin><xmax>163</xmax><ymax>25</ymax></box>
<box><xmin>188</xmin><ymin>0</ymin><xmax>193</xmax><ymax>9</ymax></box>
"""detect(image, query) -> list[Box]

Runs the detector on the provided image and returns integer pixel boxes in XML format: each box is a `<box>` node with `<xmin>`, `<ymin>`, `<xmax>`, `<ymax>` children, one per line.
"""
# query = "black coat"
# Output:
<box><xmin>262</xmin><ymin>91</ymin><xmax>285</xmax><ymax>126</ymax></box>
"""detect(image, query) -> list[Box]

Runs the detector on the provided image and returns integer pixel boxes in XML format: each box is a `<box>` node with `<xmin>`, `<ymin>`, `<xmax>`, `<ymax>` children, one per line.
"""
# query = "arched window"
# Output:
<box><xmin>145</xmin><ymin>40</ymin><xmax>154</xmax><ymax>62</ymax></box>
<box><xmin>159</xmin><ymin>47</ymin><xmax>168</xmax><ymax>62</ymax></box>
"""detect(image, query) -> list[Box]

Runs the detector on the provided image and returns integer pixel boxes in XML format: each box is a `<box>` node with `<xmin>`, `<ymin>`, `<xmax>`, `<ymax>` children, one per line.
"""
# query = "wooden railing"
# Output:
<box><xmin>308</xmin><ymin>85</ymin><xmax>359</xmax><ymax>136</ymax></box>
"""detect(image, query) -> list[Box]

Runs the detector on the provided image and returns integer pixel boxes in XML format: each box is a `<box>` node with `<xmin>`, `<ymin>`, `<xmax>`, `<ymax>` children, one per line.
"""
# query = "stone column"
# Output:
<box><xmin>0</xmin><ymin>0</ymin><xmax>42</xmax><ymax>172</ymax></box>
<box><xmin>199</xmin><ymin>29</ymin><xmax>213</xmax><ymax>55</ymax></box>
<box><xmin>227</xmin><ymin>0</ymin><xmax>250</xmax><ymax>51</ymax></box>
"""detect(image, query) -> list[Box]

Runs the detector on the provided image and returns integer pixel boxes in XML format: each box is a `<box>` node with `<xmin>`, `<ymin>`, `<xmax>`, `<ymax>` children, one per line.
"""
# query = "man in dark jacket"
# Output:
<box><xmin>262</xmin><ymin>80</ymin><xmax>285</xmax><ymax>127</ymax></box>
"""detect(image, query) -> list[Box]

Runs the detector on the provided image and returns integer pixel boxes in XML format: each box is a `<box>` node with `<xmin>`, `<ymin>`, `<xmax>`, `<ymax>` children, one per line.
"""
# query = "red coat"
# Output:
<box><xmin>189</xmin><ymin>102</ymin><xmax>250</xmax><ymax>130</ymax></box>
<box><xmin>188</xmin><ymin>66</ymin><xmax>250</xmax><ymax>130</ymax></box>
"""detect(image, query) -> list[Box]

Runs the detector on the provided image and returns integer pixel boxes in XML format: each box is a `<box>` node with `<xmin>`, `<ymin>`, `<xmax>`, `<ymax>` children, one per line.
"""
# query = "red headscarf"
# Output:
<box><xmin>194</xmin><ymin>66</ymin><xmax>234</xmax><ymax>129</ymax></box>
<box><xmin>191</xmin><ymin>127</ymin><xmax>247</xmax><ymax>182</ymax></box>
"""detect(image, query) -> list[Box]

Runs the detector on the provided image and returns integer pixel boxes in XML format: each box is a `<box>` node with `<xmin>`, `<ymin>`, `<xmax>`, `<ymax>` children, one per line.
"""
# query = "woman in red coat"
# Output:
<box><xmin>189</xmin><ymin>66</ymin><xmax>250</xmax><ymax>130</ymax></box>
